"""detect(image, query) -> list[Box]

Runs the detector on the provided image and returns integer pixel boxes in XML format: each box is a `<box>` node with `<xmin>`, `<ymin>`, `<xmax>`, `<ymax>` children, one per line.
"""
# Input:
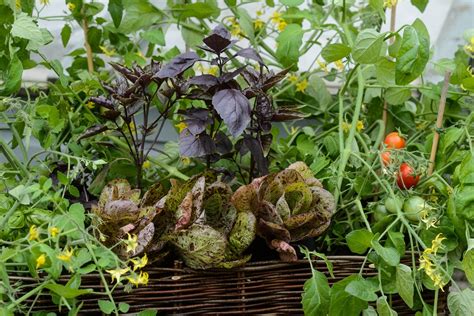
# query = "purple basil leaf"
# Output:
<box><xmin>182</xmin><ymin>109</ymin><xmax>212</xmax><ymax>135</ymax></box>
<box><xmin>241</xmin><ymin>68</ymin><xmax>259</xmax><ymax>86</ymax></box>
<box><xmin>255</xmin><ymin>94</ymin><xmax>274</xmax><ymax>121</ymax></box>
<box><xmin>101</xmin><ymin>109</ymin><xmax>121</xmax><ymax>120</ymax></box>
<box><xmin>243</xmin><ymin>136</ymin><xmax>268</xmax><ymax>175</ymax></box>
<box><xmin>271</xmin><ymin>107</ymin><xmax>306</xmax><ymax>122</ymax></box>
<box><xmin>210</xmin><ymin>56</ymin><xmax>229</xmax><ymax>65</ymax></box>
<box><xmin>215</xmin><ymin>131</ymin><xmax>233</xmax><ymax>154</ymax></box>
<box><xmin>203</xmin><ymin>33</ymin><xmax>232</xmax><ymax>54</ymax></box>
<box><xmin>235</xmin><ymin>48</ymin><xmax>264</xmax><ymax>64</ymax></box>
<box><xmin>212</xmin><ymin>89</ymin><xmax>251</xmax><ymax>137</ymax></box>
<box><xmin>213</xmin><ymin>24</ymin><xmax>231</xmax><ymax>40</ymax></box>
<box><xmin>78</xmin><ymin>124</ymin><xmax>108</xmax><ymax>141</ymax></box>
<box><xmin>179</xmin><ymin>129</ymin><xmax>216</xmax><ymax>157</ymax></box>
<box><xmin>188</xmin><ymin>74</ymin><xmax>219</xmax><ymax>87</ymax></box>
<box><xmin>89</xmin><ymin>96</ymin><xmax>115</xmax><ymax>110</ymax></box>
<box><xmin>155</xmin><ymin>52</ymin><xmax>200</xmax><ymax>79</ymax></box>
<box><xmin>219</xmin><ymin>66</ymin><xmax>246</xmax><ymax>84</ymax></box>
<box><xmin>261</xmin><ymin>68</ymin><xmax>291</xmax><ymax>91</ymax></box>
<box><xmin>110</xmin><ymin>63</ymin><xmax>138</xmax><ymax>82</ymax></box>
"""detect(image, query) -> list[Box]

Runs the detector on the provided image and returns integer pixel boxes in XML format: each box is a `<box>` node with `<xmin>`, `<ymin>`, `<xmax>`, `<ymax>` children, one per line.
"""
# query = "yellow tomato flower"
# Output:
<box><xmin>271</xmin><ymin>12</ymin><xmax>282</xmax><ymax>24</ymax></box>
<box><xmin>295</xmin><ymin>79</ymin><xmax>308</xmax><ymax>93</ymax></box>
<box><xmin>254</xmin><ymin>19</ymin><xmax>265</xmax><ymax>30</ymax></box>
<box><xmin>277</xmin><ymin>19</ymin><xmax>288</xmax><ymax>32</ymax></box>
<box><xmin>431</xmin><ymin>272</ymin><xmax>446</xmax><ymax>291</ymax></box>
<box><xmin>28</xmin><ymin>225</ymin><xmax>40</xmax><ymax>241</ymax></box>
<box><xmin>127</xmin><ymin>271</ymin><xmax>149</xmax><ymax>287</ymax></box>
<box><xmin>106</xmin><ymin>267</ymin><xmax>130</xmax><ymax>284</ymax></box>
<box><xmin>290</xmin><ymin>126</ymin><xmax>299</xmax><ymax>135</ymax></box>
<box><xmin>49</xmin><ymin>227</ymin><xmax>60</xmax><ymax>238</ymax></box>
<box><xmin>334</xmin><ymin>59</ymin><xmax>344</xmax><ymax>71</ymax></box>
<box><xmin>86</xmin><ymin>101</ymin><xmax>95</xmax><ymax>109</ymax></box>
<box><xmin>231</xmin><ymin>23</ymin><xmax>242</xmax><ymax>37</ymax></box>
<box><xmin>175</xmin><ymin>122</ymin><xmax>188</xmax><ymax>133</ymax></box>
<box><xmin>15</xmin><ymin>0</ymin><xmax>21</xmax><ymax>9</ymax></box>
<box><xmin>431</xmin><ymin>233</ymin><xmax>446</xmax><ymax>254</ymax></box>
<box><xmin>317</xmin><ymin>60</ymin><xmax>329</xmax><ymax>73</ymax></box>
<box><xmin>207</xmin><ymin>66</ymin><xmax>219</xmax><ymax>76</ymax></box>
<box><xmin>125</xmin><ymin>233</ymin><xmax>138</xmax><ymax>253</ymax></box>
<box><xmin>288</xmin><ymin>74</ymin><xmax>298</xmax><ymax>83</ymax></box>
<box><xmin>181</xmin><ymin>157</ymin><xmax>191</xmax><ymax>165</ymax></box>
<box><xmin>341</xmin><ymin>121</ymin><xmax>350</xmax><ymax>133</ymax></box>
<box><xmin>67</xmin><ymin>2</ymin><xmax>76</xmax><ymax>11</ymax></box>
<box><xmin>356</xmin><ymin>120</ymin><xmax>364</xmax><ymax>132</ymax></box>
<box><xmin>256</xmin><ymin>9</ymin><xmax>264</xmax><ymax>16</ymax></box>
<box><xmin>142</xmin><ymin>160</ymin><xmax>151</xmax><ymax>169</ymax></box>
<box><xmin>40</xmin><ymin>0</ymin><xmax>50</xmax><ymax>5</ymax></box>
<box><xmin>36</xmin><ymin>254</ymin><xmax>46</xmax><ymax>269</ymax></box>
<box><xmin>130</xmin><ymin>254</ymin><xmax>148</xmax><ymax>271</ymax></box>
<box><xmin>57</xmin><ymin>247</ymin><xmax>74</xmax><ymax>262</ymax></box>
<box><xmin>99</xmin><ymin>45</ymin><xmax>116</xmax><ymax>57</ymax></box>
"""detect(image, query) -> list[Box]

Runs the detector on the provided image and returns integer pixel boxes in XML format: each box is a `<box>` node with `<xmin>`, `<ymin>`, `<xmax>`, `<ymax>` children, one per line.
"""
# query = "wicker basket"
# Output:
<box><xmin>12</xmin><ymin>256</ymin><xmax>447</xmax><ymax>315</ymax></box>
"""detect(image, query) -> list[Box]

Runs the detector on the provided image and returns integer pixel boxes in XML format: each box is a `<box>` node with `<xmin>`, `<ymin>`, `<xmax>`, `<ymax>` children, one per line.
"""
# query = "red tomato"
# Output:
<box><xmin>384</xmin><ymin>132</ymin><xmax>406</xmax><ymax>149</ymax></box>
<box><xmin>397</xmin><ymin>163</ymin><xmax>420</xmax><ymax>189</ymax></box>
<box><xmin>381</xmin><ymin>151</ymin><xmax>391</xmax><ymax>166</ymax></box>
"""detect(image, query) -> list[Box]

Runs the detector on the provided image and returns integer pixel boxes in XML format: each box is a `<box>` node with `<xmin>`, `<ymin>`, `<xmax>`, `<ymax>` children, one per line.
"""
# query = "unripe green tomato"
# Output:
<box><xmin>403</xmin><ymin>196</ymin><xmax>432</xmax><ymax>222</ymax></box>
<box><xmin>385</xmin><ymin>196</ymin><xmax>404</xmax><ymax>214</ymax></box>
<box><xmin>373</xmin><ymin>204</ymin><xmax>388</xmax><ymax>222</ymax></box>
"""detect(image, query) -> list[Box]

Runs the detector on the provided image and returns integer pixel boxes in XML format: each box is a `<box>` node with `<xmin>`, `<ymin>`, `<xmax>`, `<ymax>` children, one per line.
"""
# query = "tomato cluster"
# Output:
<box><xmin>381</xmin><ymin>132</ymin><xmax>420</xmax><ymax>189</ymax></box>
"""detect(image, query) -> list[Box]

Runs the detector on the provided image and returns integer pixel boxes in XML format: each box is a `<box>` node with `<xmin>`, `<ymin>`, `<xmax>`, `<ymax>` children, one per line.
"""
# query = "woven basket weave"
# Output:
<box><xmin>11</xmin><ymin>256</ymin><xmax>447</xmax><ymax>315</ymax></box>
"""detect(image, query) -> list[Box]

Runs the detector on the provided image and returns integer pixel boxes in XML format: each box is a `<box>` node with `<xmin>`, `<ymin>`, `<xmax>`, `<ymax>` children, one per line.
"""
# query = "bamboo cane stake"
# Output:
<box><xmin>381</xmin><ymin>2</ymin><xmax>398</xmax><ymax>139</ymax></box>
<box><xmin>428</xmin><ymin>71</ymin><xmax>452</xmax><ymax>176</ymax></box>
<box><xmin>83</xmin><ymin>18</ymin><xmax>94</xmax><ymax>73</ymax></box>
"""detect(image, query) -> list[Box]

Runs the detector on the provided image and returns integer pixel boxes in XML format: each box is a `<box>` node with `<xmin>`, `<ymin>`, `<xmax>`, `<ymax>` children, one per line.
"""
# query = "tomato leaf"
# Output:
<box><xmin>108</xmin><ymin>0</ymin><xmax>123</xmax><ymax>28</ymax></box>
<box><xmin>395</xmin><ymin>21</ymin><xmax>430</xmax><ymax>85</ymax></box>
<box><xmin>346</xmin><ymin>229</ymin><xmax>373</xmax><ymax>254</ymax></box>
<box><xmin>61</xmin><ymin>24</ymin><xmax>72</xmax><ymax>47</ymax></box>
<box><xmin>276</xmin><ymin>24</ymin><xmax>304</xmax><ymax>68</ymax></box>
<box><xmin>321</xmin><ymin>43</ymin><xmax>352</xmax><ymax>63</ymax></box>
<box><xmin>45</xmin><ymin>283</ymin><xmax>93</xmax><ymax>299</ymax></box>
<box><xmin>448</xmin><ymin>288</ymin><xmax>474</xmax><ymax>316</ymax></box>
<box><xmin>352</xmin><ymin>29</ymin><xmax>386</xmax><ymax>64</ymax></box>
<box><xmin>371</xmin><ymin>239</ymin><xmax>400</xmax><ymax>266</ymax></box>
<box><xmin>345</xmin><ymin>278</ymin><xmax>378</xmax><ymax>301</ymax></box>
<box><xmin>396</xmin><ymin>264</ymin><xmax>414</xmax><ymax>308</ymax></box>
<box><xmin>302</xmin><ymin>269</ymin><xmax>330</xmax><ymax>315</ymax></box>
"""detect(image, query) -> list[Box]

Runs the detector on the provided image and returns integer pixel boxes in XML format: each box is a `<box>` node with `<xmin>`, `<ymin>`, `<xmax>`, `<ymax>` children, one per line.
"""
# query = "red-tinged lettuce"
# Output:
<box><xmin>161</xmin><ymin>172</ymin><xmax>256</xmax><ymax>269</ymax></box>
<box><xmin>231</xmin><ymin>162</ymin><xmax>335</xmax><ymax>262</ymax></box>
<box><xmin>92</xmin><ymin>179</ymin><xmax>167</xmax><ymax>260</ymax></box>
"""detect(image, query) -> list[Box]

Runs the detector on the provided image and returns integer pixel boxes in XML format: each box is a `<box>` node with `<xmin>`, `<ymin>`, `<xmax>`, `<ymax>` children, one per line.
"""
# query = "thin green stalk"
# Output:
<box><xmin>334</xmin><ymin>68</ymin><xmax>365</xmax><ymax>206</ymax></box>
<box><xmin>355</xmin><ymin>199</ymin><xmax>372</xmax><ymax>232</ymax></box>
